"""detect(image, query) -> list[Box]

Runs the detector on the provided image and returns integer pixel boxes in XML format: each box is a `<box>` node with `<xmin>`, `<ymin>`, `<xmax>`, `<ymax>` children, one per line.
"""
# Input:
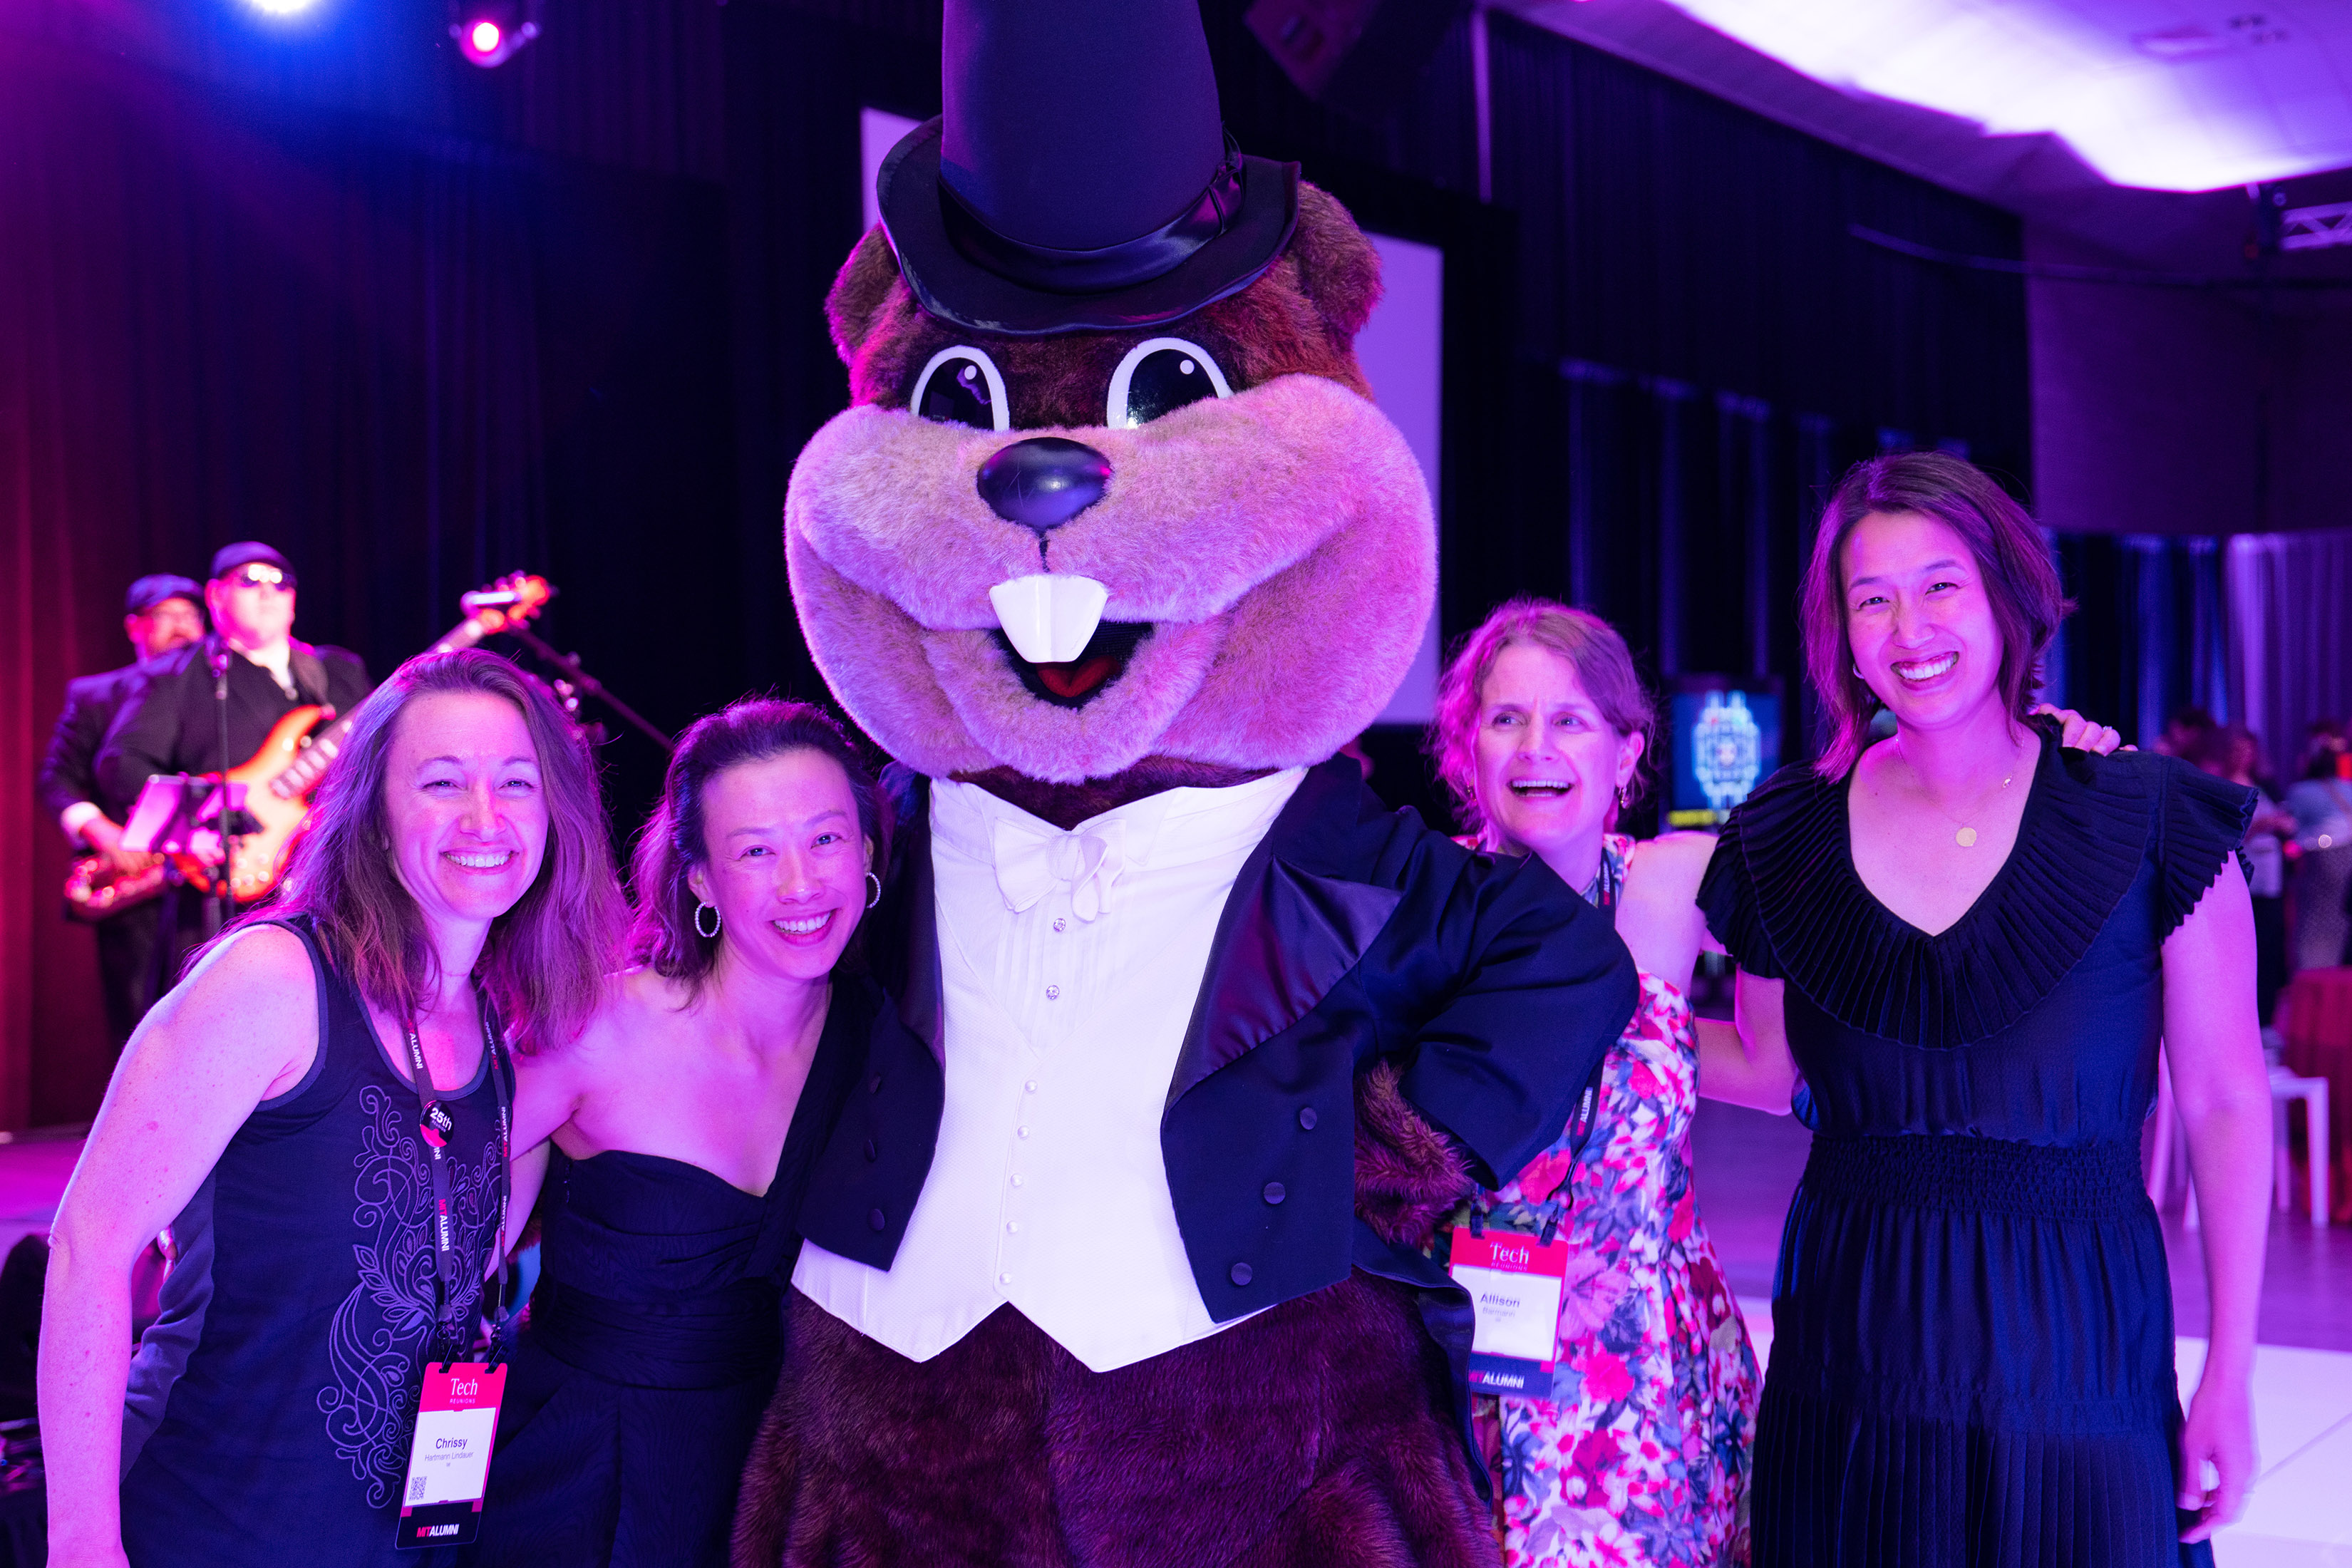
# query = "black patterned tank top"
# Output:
<box><xmin>120</xmin><ymin>915</ymin><xmax>510</xmax><ymax>1567</ymax></box>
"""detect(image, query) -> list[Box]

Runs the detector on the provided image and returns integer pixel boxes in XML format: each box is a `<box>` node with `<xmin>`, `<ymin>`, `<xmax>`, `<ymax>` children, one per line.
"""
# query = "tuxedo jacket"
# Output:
<box><xmin>39</xmin><ymin>661</ymin><xmax>143</xmax><ymax>825</ymax></box>
<box><xmin>97</xmin><ymin>636</ymin><xmax>371</xmax><ymax>810</ymax></box>
<box><xmin>800</xmin><ymin>755</ymin><xmax>1639</xmax><ymax>1333</ymax></box>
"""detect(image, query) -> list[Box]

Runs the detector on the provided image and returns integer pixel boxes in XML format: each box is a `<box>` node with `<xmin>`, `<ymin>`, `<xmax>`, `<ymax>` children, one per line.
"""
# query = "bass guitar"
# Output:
<box><xmin>64</xmin><ymin>574</ymin><xmax>553</xmax><ymax>919</ymax></box>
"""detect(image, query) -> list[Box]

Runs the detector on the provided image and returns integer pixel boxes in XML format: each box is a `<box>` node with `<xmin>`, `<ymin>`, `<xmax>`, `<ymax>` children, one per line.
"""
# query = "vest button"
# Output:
<box><xmin>1262</xmin><ymin>1182</ymin><xmax>1286</xmax><ymax>1205</ymax></box>
<box><xmin>1297</xmin><ymin>1106</ymin><xmax>1318</xmax><ymax>1130</ymax></box>
<box><xmin>867</xmin><ymin>1207</ymin><xmax>886</xmax><ymax>1232</ymax></box>
<box><xmin>863</xmin><ymin>1138</ymin><xmax>878</xmax><ymax>1162</ymax></box>
<box><xmin>1229</xmin><ymin>1262</ymin><xmax>1253</xmax><ymax>1286</ymax></box>
<box><xmin>870</xmin><ymin>1073</ymin><xmax>884</xmax><ymax>1095</ymax></box>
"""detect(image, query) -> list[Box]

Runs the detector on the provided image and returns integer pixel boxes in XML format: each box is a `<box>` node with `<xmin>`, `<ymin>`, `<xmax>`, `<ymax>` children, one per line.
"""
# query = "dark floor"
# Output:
<box><xmin>1689</xmin><ymin>1098</ymin><xmax>2352</xmax><ymax>1353</ymax></box>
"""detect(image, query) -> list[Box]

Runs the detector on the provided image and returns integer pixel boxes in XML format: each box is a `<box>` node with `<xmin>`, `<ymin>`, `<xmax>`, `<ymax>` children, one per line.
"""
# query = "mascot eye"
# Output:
<box><xmin>909</xmin><ymin>346</ymin><xmax>1011</xmax><ymax>432</ymax></box>
<box><xmin>1105</xmin><ymin>338</ymin><xmax>1233</xmax><ymax>428</ymax></box>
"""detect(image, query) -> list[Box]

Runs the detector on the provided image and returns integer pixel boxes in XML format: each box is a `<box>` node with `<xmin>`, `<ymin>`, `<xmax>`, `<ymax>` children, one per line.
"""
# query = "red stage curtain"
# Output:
<box><xmin>0</xmin><ymin>33</ymin><xmax>553</xmax><ymax>1126</ymax></box>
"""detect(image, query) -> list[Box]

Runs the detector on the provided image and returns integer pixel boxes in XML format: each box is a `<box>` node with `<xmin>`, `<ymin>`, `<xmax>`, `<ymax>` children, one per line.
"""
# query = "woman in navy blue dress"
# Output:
<box><xmin>1696</xmin><ymin>453</ymin><xmax>2270</xmax><ymax>1566</ymax></box>
<box><xmin>478</xmin><ymin>701</ymin><xmax>887</xmax><ymax>1567</ymax></box>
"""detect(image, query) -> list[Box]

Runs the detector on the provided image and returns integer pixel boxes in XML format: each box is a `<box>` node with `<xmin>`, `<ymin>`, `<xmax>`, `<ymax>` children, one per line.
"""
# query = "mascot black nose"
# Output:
<box><xmin>976</xmin><ymin>437</ymin><xmax>1112</xmax><ymax>535</ymax></box>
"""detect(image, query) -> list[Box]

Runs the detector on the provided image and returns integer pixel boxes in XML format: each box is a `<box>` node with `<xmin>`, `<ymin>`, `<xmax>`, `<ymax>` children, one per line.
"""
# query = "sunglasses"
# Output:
<box><xmin>222</xmin><ymin>564</ymin><xmax>295</xmax><ymax>591</ymax></box>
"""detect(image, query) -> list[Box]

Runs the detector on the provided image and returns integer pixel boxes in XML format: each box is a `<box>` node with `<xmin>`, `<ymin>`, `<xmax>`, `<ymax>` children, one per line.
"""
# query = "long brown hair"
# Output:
<box><xmin>629</xmin><ymin>698</ymin><xmax>890</xmax><ymax>994</ymax></box>
<box><xmin>235</xmin><ymin>649</ymin><xmax>622</xmax><ymax>1052</ymax></box>
<box><xmin>1428</xmin><ymin>598</ymin><xmax>1656</xmax><ymax>847</ymax></box>
<box><xmin>1802</xmin><ymin>453</ymin><xmax>2070</xmax><ymax>778</ymax></box>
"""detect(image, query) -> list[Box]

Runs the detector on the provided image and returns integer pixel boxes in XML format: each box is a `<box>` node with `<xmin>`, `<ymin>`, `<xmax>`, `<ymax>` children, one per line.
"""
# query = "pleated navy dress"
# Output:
<box><xmin>472</xmin><ymin>977</ymin><xmax>870</xmax><ymax>1568</ymax></box>
<box><xmin>1698</xmin><ymin>728</ymin><xmax>2252</xmax><ymax>1568</ymax></box>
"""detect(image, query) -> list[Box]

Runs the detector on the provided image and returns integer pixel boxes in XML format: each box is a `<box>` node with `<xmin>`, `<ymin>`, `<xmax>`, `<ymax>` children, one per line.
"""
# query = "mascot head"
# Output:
<box><xmin>785</xmin><ymin>0</ymin><xmax>1434</xmax><ymax>803</ymax></box>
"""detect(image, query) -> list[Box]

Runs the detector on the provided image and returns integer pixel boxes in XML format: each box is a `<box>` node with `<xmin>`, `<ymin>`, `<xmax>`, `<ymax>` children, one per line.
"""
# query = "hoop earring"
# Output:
<box><xmin>1853</xmin><ymin>663</ymin><xmax>1865</xmax><ymax>679</ymax></box>
<box><xmin>865</xmin><ymin>872</ymin><xmax>882</xmax><ymax>910</ymax></box>
<box><xmin>693</xmin><ymin>901</ymin><xmax>721</xmax><ymax>939</ymax></box>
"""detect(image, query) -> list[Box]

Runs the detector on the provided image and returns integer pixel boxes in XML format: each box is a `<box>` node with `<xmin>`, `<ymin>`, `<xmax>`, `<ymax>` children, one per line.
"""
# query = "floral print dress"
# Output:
<box><xmin>1467</xmin><ymin>835</ymin><xmax>1760</xmax><ymax>1568</ymax></box>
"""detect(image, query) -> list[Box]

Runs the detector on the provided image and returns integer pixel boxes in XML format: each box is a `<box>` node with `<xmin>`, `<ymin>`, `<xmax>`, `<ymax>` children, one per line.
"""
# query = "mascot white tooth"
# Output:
<box><xmin>734</xmin><ymin>3</ymin><xmax>1636</xmax><ymax>1562</ymax></box>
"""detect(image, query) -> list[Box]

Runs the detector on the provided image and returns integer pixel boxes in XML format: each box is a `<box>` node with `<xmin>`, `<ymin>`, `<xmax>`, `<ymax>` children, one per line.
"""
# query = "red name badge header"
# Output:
<box><xmin>1448</xmin><ymin>1227</ymin><xmax>1572</xmax><ymax>1280</ymax></box>
<box><xmin>419</xmin><ymin>1364</ymin><xmax>505</xmax><ymax>1415</ymax></box>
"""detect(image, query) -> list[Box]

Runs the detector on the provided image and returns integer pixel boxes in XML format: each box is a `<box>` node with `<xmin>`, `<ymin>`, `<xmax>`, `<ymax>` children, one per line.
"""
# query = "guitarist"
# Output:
<box><xmin>96</xmin><ymin>542</ymin><xmax>371</xmax><ymax>965</ymax></box>
<box><xmin>39</xmin><ymin>575</ymin><xmax>207</xmax><ymax>1052</ymax></box>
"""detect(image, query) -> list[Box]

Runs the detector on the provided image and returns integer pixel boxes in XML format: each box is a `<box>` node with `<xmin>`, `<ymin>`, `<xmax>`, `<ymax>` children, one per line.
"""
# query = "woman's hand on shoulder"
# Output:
<box><xmin>2031</xmin><ymin>703</ymin><xmax>2129</xmax><ymax>755</ymax></box>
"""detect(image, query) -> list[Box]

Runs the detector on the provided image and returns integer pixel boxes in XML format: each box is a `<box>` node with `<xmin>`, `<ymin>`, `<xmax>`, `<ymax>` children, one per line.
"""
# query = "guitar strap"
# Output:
<box><xmin>288</xmin><ymin>646</ymin><xmax>331</xmax><ymax>708</ymax></box>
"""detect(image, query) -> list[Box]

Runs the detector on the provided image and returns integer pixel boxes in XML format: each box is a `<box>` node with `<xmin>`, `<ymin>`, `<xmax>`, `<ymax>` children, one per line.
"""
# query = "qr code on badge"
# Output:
<box><xmin>408</xmin><ymin>1476</ymin><xmax>427</xmax><ymax>1502</ymax></box>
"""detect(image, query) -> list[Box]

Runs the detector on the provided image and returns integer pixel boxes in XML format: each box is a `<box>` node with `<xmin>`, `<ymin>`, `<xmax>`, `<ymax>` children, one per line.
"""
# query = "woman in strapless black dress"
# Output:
<box><xmin>1694</xmin><ymin>455</ymin><xmax>2269</xmax><ymax>1567</ymax></box>
<box><xmin>480</xmin><ymin>700</ymin><xmax>890</xmax><ymax>1567</ymax></box>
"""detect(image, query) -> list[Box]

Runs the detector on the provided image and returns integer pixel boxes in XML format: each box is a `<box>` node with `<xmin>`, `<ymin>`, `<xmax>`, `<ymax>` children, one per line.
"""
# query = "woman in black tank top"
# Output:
<box><xmin>41</xmin><ymin>650</ymin><xmax>621</xmax><ymax>1568</ymax></box>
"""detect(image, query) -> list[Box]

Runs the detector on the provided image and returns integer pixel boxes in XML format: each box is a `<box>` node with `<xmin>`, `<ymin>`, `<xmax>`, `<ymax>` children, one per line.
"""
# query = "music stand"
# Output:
<box><xmin>125</xmin><ymin>773</ymin><xmax>247</xmax><ymax>1011</ymax></box>
<box><xmin>123</xmin><ymin>774</ymin><xmax>246</xmax><ymax>862</ymax></box>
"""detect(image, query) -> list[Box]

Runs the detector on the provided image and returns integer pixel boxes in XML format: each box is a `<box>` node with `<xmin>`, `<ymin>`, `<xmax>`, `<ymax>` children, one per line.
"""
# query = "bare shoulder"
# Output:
<box><xmin>1627</xmin><ymin>831</ymin><xmax>1718</xmax><ymax>902</ymax></box>
<box><xmin>150</xmin><ymin>923</ymin><xmax>316</xmax><ymax>1036</ymax></box>
<box><xmin>120</xmin><ymin>922</ymin><xmax>320</xmax><ymax>1092</ymax></box>
<box><xmin>546</xmin><ymin>968</ymin><xmax>692</xmax><ymax>1068</ymax></box>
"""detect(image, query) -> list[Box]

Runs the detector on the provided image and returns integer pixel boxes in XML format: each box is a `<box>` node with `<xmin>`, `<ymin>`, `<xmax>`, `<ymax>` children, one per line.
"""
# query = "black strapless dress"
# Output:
<box><xmin>1699</xmin><ymin>731</ymin><xmax>2252</xmax><ymax>1568</ymax></box>
<box><xmin>474</xmin><ymin>979</ymin><xmax>870</xmax><ymax>1568</ymax></box>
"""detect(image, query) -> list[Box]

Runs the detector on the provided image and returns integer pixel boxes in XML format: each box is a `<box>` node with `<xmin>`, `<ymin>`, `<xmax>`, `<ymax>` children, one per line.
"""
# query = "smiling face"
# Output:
<box><xmin>1841</xmin><ymin>510</ymin><xmax>2008</xmax><ymax>736</ymax></box>
<box><xmin>1471</xmin><ymin>643</ymin><xmax>1644</xmax><ymax>866</ymax></box>
<box><xmin>785</xmin><ymin>184</ymin><xmax>1433</xmax><ymax>788</ymax></box>
<box><xmin>685</xmin><ymin>750</ymin><xmax>872</xmax><ymax>986</ymax></box>
<box><xmin>381</xmin><ymin>691</ymin><xmax>549</xmax><ymax>944</ymax></box>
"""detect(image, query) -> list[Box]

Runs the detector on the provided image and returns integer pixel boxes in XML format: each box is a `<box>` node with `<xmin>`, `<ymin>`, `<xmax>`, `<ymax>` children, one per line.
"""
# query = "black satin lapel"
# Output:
<box><xmin>1166</xmin><ymin>859</ymin><xmax>1401</xmax><ymax>1109</ymax></box>
<box><xmin>874</xmin><ymin>768</ymin><xmax>946</xmax><ymax>1068</ymax></box>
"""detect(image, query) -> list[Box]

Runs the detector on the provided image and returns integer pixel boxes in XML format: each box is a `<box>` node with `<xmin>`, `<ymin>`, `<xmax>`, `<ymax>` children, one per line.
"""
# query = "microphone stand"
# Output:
<box><xmin>495</xmin><ymin>624</ymin><xmax>674</xmax><ymax>753</ymax></box>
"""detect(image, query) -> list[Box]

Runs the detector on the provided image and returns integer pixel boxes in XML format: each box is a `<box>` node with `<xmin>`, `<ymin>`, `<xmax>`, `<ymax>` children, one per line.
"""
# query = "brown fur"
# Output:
<box><xmin>1354</xmin><ymin>1061</ymin><xmax>1477</xmax><ymax>1250</ymax></box>
<box><xmin>953</xmin><ymin>757</ymin><xmax>1271</xmax><ymax>830</ymax></box>
<box><xmin>733</xmin><ymin>1279</ymin><xmax>1494</xmax><ymax>1568</ymax></box>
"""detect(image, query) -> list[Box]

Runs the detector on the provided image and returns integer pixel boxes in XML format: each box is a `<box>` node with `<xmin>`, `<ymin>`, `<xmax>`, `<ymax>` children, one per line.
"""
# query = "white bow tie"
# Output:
<box><xmin>990</xmin><ymin>817</ymin><xmax>1128</xmax><ymax>922</ymax></box>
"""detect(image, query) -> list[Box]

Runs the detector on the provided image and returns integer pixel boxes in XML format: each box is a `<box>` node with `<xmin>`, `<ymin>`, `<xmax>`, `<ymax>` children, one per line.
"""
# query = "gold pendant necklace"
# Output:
<box><xmin>1946</xmin><ymin>774</ymin><xmax>2013</xmax><ymax>847</ymax></box>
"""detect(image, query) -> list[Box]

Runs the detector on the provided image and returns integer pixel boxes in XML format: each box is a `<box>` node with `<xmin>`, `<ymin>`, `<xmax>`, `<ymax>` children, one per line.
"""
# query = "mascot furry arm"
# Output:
<box><xmin>734</xmin><ymin>4</ymin><xmax>1638</xmax><ymax>1563</ymax></box>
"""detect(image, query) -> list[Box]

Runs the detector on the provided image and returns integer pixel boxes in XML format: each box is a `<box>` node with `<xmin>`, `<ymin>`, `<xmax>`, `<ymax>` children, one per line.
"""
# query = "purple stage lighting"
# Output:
<box><xmin>450</xmin><ymin>0</ymin><xmax>537</xmax><ymax>68</ymax></box>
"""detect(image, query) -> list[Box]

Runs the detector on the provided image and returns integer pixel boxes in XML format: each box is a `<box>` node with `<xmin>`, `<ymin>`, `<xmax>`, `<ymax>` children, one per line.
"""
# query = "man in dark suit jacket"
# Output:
<box><xmin>96</xmin><ymin>543</ymin><xmax>371</xmax><ymax>979</ymax></box>
<box><xmin>38</xmin><ymin>576</ymin><xmax>207</xmax><ymax>1051</ymax></box>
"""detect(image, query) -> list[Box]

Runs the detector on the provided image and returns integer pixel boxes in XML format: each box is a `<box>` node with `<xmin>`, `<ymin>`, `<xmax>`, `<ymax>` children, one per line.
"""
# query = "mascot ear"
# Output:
<box><xmin>827</xmin><ymin>226</ymin><xmax>904</xmax><ymax>363</ymax></box>
<box><xmin>1286</xmin><ymin>185</ymin><xmax>1384</xmax><ymax>344</ymax></box>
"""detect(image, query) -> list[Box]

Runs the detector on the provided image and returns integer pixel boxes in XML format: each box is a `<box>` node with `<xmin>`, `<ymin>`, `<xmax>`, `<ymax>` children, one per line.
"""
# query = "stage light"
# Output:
<box><xmin>246</xmin><ymin>0</ymin><xmax>324</xmax><ymax>14</ymax></box>
<box><xmin>449</xmin><ymin>0</ymin><xmax>538</xmax><ymax>68</ymax></box>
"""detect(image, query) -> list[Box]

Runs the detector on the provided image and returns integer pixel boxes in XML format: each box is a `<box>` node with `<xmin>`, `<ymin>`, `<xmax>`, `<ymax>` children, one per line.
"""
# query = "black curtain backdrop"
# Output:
<box><xmin>0</xmin><ymin>29</ymin><xmax>740</xmax><ymax>1122</ymax></box>
<box><xmin>2</xmin><ymin>0</ymin><xmax>2032</xmax><ymax>1123</ymax></box>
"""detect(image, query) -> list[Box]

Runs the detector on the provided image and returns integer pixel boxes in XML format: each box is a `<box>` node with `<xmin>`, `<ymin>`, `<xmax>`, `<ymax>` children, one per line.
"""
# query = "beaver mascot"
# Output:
<box><xmin>733</xmin><ymin>4</ymin><xmax>1636</xmax><ymax>1563</ymax></box>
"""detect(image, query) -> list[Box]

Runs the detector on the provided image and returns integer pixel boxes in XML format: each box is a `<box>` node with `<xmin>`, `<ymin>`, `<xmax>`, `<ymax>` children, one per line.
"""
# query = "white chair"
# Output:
<box><xmin>2147</xmin><ymin>1046</ymin><xmax>2331</xmax><ymax>1228</ymax></box>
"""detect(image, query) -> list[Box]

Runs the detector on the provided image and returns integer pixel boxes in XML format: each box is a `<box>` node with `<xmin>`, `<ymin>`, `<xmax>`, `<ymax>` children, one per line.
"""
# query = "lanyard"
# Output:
<box><xmin>402</xmin><ymin>990</ymin><xmax>513</xmax><ymax>1370</ymax></box>
<box><xmin>1471</xmin><ymin>839</ymin><xmax>1624</xmax><ymax>1246</ymax></box>
<box><xmin>1581</xmin><ymin>840</ymin><xmax>1621</xmax><ymax>914</ymax></box>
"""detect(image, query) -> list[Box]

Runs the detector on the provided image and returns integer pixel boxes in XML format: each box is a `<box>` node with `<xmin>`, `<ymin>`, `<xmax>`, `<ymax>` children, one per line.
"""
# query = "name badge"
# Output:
<box><xmin>1447</xmin><ymin>1227</ymin><xmax>1572</xmax><ymax>1396</ymax></box>
<box><xmin>395</xmin><ymin>1361</ymin><xmax>505</xmax><ymax>1549</ymax></box>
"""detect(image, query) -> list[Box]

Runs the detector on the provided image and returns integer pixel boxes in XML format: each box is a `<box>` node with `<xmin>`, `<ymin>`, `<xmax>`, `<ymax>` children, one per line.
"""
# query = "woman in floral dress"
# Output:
<box><xmin>1430</xmin><ymin>600</ymin><xmax>1760</xmax><ymax>1567</ymax></box>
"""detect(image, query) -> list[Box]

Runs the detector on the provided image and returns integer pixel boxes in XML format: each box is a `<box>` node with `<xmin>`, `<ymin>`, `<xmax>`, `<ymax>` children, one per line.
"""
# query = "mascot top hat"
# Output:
<box><xmin>879</xmin><ymin>0</ymin><xmax>1300</xmax><ymax>335</ymax></box>
<box><xmin>785</xmin><ymin>0</ymin><xmax>1437</xmax><ymax>791</ymax></box>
